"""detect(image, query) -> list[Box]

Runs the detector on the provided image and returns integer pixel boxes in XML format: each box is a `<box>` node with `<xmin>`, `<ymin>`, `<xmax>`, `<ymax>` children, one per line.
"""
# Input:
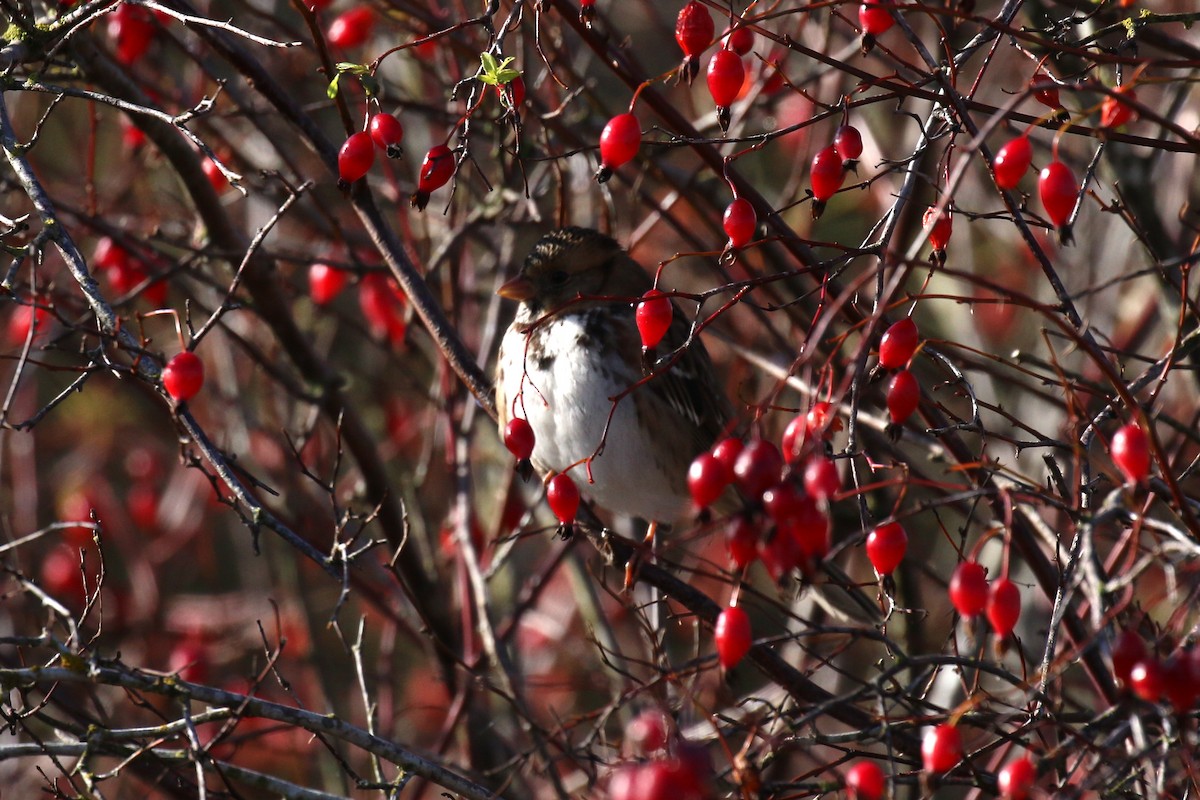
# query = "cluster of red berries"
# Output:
<box><xmin>335</xmin><ymin>116</ymin><xmax>458</xmax><ymax>211</ymax></box>
<box><xmin>688</xmin><ymin>407</ymin><xmax>840</xmax><ymax>585</ymax></box>
<box><xmin>93</xmin><ymin>236</ymin><xmax>167</xmax><ymax>307</ymax></box>
<box><xmin>1111</xmin><ymin>629</ymin><xmax>1200</xmax><ymax>712</ymax></box>
<box><xmin>809</xmin><ymin>122</ymin><xmax>863</xmax><ymax>219</ymax></box>
<box><xmin>948</xmin><ymin>560</ymin><xmax>1022</xmax><ymax>640</ymax></box>
<box><xmin>609</xmin><ymin>739</ymin><xmax>715</xmax><ymax>800</ymax></box>
<box><xmin>877</xmin><ymin>316</ymin><xmax>921</xmax><ymax>430</ymax></box>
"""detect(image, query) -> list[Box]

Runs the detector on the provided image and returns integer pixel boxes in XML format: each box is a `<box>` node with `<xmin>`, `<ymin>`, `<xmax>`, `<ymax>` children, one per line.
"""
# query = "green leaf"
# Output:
<box><xmin>326</xmin><ymin>74</ymin><xmax>340</xmax><ymax>99</ymax></box>
<box><xmin>477</xmin><ymin>53</ymin><xmax>519</xmax><ymax>86</ymax></box>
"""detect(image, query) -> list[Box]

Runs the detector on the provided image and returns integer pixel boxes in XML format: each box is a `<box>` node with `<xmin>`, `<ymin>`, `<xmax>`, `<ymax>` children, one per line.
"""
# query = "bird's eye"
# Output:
<box><xmin>548</xmin><ymin>270</ymin><xmax>569</xmax><ymax>286</ymax></box>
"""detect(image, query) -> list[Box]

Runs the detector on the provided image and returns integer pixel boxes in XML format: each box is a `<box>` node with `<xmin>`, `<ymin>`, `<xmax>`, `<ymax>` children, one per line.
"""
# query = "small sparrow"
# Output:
<box><xmin>495</xmin><ymin>227</ymin><xmax>732</xmax><ymax>524</ymax></box>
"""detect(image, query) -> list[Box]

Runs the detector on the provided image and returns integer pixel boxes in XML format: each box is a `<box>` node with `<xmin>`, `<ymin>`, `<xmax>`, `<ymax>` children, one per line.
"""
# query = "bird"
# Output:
<box><xmin>494</xmin><ymin>227</ymin><xmax>732</xmax><ymax>528</ymax></box>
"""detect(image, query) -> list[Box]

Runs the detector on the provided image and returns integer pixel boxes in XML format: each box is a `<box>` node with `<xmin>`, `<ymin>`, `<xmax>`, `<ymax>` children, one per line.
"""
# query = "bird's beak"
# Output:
<box><xmin>497</xmin><ymin>275</ymin><xmax>535</xmax><ymax>301</ymax></box>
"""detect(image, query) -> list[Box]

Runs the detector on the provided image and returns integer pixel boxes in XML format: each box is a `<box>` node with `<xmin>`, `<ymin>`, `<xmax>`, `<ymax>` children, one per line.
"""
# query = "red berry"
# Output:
<box><xmin>833</xmin><ymin>124</ymin><xmax>864</xmax><ymax>161</ymax></box>
<box><xmin>723</xmin><ymin>198</ymin><xmax>757</xmax><ymax>249</ymax></box>
<box><xmin>337</xmin><ymin>132</ymin><xmax>375</xmax><ymax>185</ymax></box>
<box><xmin>858</xmin><ymin>3</ymin><xmax>895</xmax><ymax>37</ymax></box>
<box><xmin>866</xmin><ymin>521</ymin><xmax>907</xmax><ymax>576</ymax></box>
<box><xmin>762</xmin><ymin>481</ymin><xmax>804</xmax><ymax>526</ymax></box>
<box><xmin>504</xmin><ymin>418</ymin><xmax>536</xmax><ymax>461</ymax></box>
<box><xmin>714</xmin><ymin>605</ymin><xmax>752</xmax><ymax>669</ymax></box>
<box><xmin>711</xmin><ymin>437</ymin><xmax>744</xmax><ymax>473</ymax></box>
<box><xmin>758</xmin><ymin>527</ymin><xmax>802</xmax><ymax>582</ymax></box>
<box><xmin>202</xmin><ymin>156</ymin><xmax>227</xmax><ymax>191</ymax></box>
<box><xmin>1161</xmin><ymin>653</ymin><xmax>1198</xmax><ymax>712</ymax></box>
<box><xmin>810</xmin><ymin>145</ymin><xmax>844</xmax><ymax>217</ymax></box>
<box><xmin>732</xmin><ymin>439</ymin><xmax>784</xmax><ymax>498</ymax></box>
<box><xmin>844</xmin><ymin>760</ymin><xmax>885</xmax><ymax>800</ymax></box>
<box><xmin>886</xmin><ymin>369</ymin><xmax>920</xmax><ymax>424</ymax></box>
<box><xmin>326</xmin><ymin>6</ymin><xmax>375</xmax><ymax>48</ymax></box>
<box><xmin>994</xmin><ymin>135</ymin><xmax>1033</xmax><ymax>190</ymax></box>
<box><xmin>784</xmin><ymin>496</ymin><xmax>830</xmax><ymax>561</ymax></box>
<box><xmin>725</xmin><ymin>516</ymin><xmax>758</xmax><ymax>568</ymax></box>
<box><xmin>358</xmin><ymin>273</ymin><xmax>408</xmax><ymax>345</ymax></box>
<box><xmin>1030</xmin><ymin>74</ymin><xmax>1063</xmax><ymax>111</ymax></box>
<box><xmin>546</xmin><ymin>473</ymin><xmax>580</xmax><ymax>524</ymax></box>
<box><xmin>162</xmin><ymin>351</ymin><xmax>204</xmax><ymax>402</ymax></box>
<box><xmin>688</xmin><ymin>452</ymin><xmax>730</xmax><ymax>509</ymax></box>
<box><xmin>986</xmin><ymin>577</ymin><xmax>1021</xmax><ymax>638</ymax></box>
<box><xmin>1129</xmin><ymin>658</ymin><xmax>1164</xmax><ymax>703</ymax></box>
<box><xmin>803</xmin><ymin>455</ymin><xmax>841</xmax><ymax>501</ymax></box>
<box><xmin>998</xmin><ymin>756</ymin><xmax>1037</xmax><ymax>800</ymax></box>
<box><xmin>923</xmin><ymin>205</ymin><xmax>952</xmax><ymax>253</ymax></box>
<box><xmin>675</xmin><ymin>1</ymin><xmax>714</xmax><ymax>82</ymax></box>
<box><xmin>309</xmin><ymin>262</ymin><xmax>348</xmax><ymax>305</ymax></box>
<box><xmin>1100</xmin><ymin>85</ymin><xmax>1137</xmax><ymax>129</ymax></box>
<box><xmin>722</xmin><ymin>26</ymin><xmax>754</xmax><ymax>56</ymax></box>
<box><xmin>781</xmin><ymin>415</ymin><xmax>807</xmax><ymax>464</ymax></box>
<box><xmin>1038</xmin><ymin>159</ymin><xmax>1077</xmax><ymax>230</ymax></box>
<box><xmin>108</xmin><ymin>4</ymin><xmax>157</xmax><ymax>65</ymax></box>
<box><xmin>6</xmin><ymin>302</ymin><xmax>49</xmax><ymax>346</ymax></box>
<box><xmin>807</xmin><ymin>401</ymin><xmax>837</xmax><ymax>439</ymax></box>
<box><xmin>1110</xmin><ymin>421</ymin><xmax>1150</xmax><ymax>483</ymax></box>
<box><xmin>922</xmin><ymin>724</ymin><xmax>963</xmax><ymax>775</ymax></box>
<box><xmin>635</xmin><ymin>289</ymin><xmax>673</xmax><ymax>349</ymax></box>
<box><xmin>368</xmin><ymin>112</ymin><xmax>405</xmax><ymax>158</ymax></box>
<box><xmin>625</xmin><ymin>709</ymin><xmax>669</xmax><ymax>754</ymax></box>
<box><xmin>707</xmin><ymin>48</ymin><xmax>745</xmax><ymax>129</ymax></box>
<box><xmin>412</xmin><ymin>144</ymin><xmax>455</xmax><ymax>210</ymax></box>
<box><xmin>597</xmin><ymin>113</ymin><xmax>641</xmax><ymax>180</ymax></box>
<box><xmin>879</xmin><ymin>317</ymin><xmax>919</xmax><ymax>370</ymax></box>
<box><xmin>1111</xmin><ymin>629</ymin><xmax>1147</xmax><ymax>686</ymax></box>
<box><xmin>949</xmin><ymin>560</ymin><xmax>988</xmax><ymax>617</ymax></box>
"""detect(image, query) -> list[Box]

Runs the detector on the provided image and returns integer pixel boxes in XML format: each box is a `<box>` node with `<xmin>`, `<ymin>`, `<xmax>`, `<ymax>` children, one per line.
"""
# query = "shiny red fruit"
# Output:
<box><xmin>879</xmin><ymin>317</ymin><xmax>919</xmax><ymax>369</ymax></box>
<box><xmin>707</xmin><ymin>48</ymin><xmax>745</xmax><ymax>110</ymax></box>
<box><xmin>1030</xmin><ymin>75</ymin><xmax>1062</xmax><ymax>111</ymax></box>
<box><xmin>412</xmin><ymin>144</ymin><xmax>455</xmax><ymax>210</ymax></box>
<box><xmin>1100</xmin><ymin>85</ymin><xmax>1137</xmax><ymax>129</ymax></box>
<box><xmin>358</xmin><ymin>273</ymin><xmax>408</xmax><ymax>345</ymax></box>
<box><xmin>923</xmin><ymin>205</ymin><xmax>952</xmax><ymax>252</ymax></box>
<box><xmin>723</xmin><ymin>198</ymin><xmax>756</xmax><ymax>249</ymax></box>
<box><xmin>844</xmin><ymin>760</ymin><xmax>885</xmax><ymax>800</ymax></box>
<box><xmin>675</xmin><ymin>1</ymin><xmax>714</xmax><ymax>57</ymax></box>
<box><xmin>1038</xmin><ymin>159</ymin><xmax>1077</xmax><ymax>229</ymax></box>
<box><xmin>711</xmin><ymin>437</ymin><xmax>743</xmax><ymax>473</ymax></box>
<box><xmin>503</xmin><ymin>418</ymin><xmax>535</xmax><ymax>461</ymax></box>
<box><xmin>986</xmin><ymin>577</ymin><xmax>1021</xmax><ymax>638</ymax></box>
<box><xmin>309</xmin><ymin>262</ymin><xmax>348</xmax><ymax>305</ymax></box>
<box><xmin>635</xmin><ymin>289</ymin><xmax>673</xmax><ymax>349</ymax></box>
<box><xmin>858</xmin><ymin>3</ymin><xmax>895</xmax><ymax>37</ymax></box>
<box><xmin>1111</xmin><ymin>629</ymin><xmax>1147</xmax><ymax>686</ymax></box>
<box><xmin>994</xmin><ymin>135</ymin><xmax>1032</xmax><ymax>190</ymax></box>
<box><xmin>1129</xmin><ymin>658</ymin><xmax>1164</xmax><ymax>703</ymax></box>
<box><xmin>546</xmin><ymin>473</ymin><xmax>580</xmax><ymax>524</ymax></box>
<box><xmin>337</xmin><ymin>132</ymin><xmax>375</xmax><ymax>184</ymax></box>
<box><xmin>688</xmin><ymin>451</ymin><xmax>731</xmax><ymax>509</ymax></box>
<box><xmin>998</xmin><ymin>756</ymin><xmax>1037</xmax><ymax>800</ymax></box>
<box><xmin>1110</xmin><ymin>421</ymin><xmax>1150</xmax><ymax>483</ymax></box>
<box><xmin>162</xmin><ymin>351</ymin><xmax>204</xmax><ymax>401</ymax></box>
<box><xmin>327</xmin><ymin>6</ymin><xmax>375</xmax><ymax>48</ymax></box>
<box><xmin>733</xmin><ymin>439</ymin><xmax>785</xmax><ymax>498</ymax></box>
<box><xmin>949</xmin><ymin>560</ymin><xmax>988</xmax><ymax>617</ymax></box>
<box><xmin>866</xmin><ymin>521</ymin><xmax>907</xmax><ymax>575</ymax></box>
<box><xmin>625</xmin><ymin>709</ymin><xmax>669</xmax><ymax>755</ymax></box>
<box><xmin>834</xmin><ymin>124</ymin><xmax>864</xmax><ymax>161</ymax></box>
<box><xmin>722</xmin><ymin>26</ymin><xmax>754</xmax><ymax>56</ymax></box>
<box><xmin>783</xmin><ymin>495</ymin><xmax>830</xmax><ymax>561</ymax></box>
<box><xmin>108</xmin><ymin>4</ymin><xmax>157</xmax><ymax>65</ymax></box>
<box><xmin>598</xmin><ymin>113</ymin><xmax>641</xmax><ymax>177</ymax></box>
<box><xmin>886</xmin><ymin>369</ymin><xmax>920</xmax><ymax>424</ymax></box>
<box><xmin>725</xmin><ymin>516</ymin><xmax>758</xmax><ymax>568</ymax></box>
<box><xmin>714</xmin><ymin>605</ymin><xmax>752</xmax><ymax>669</ymax></box>
<box><xmin>922</xmin><ymin>724</ymin><xmax>963</xmax><ymax>775</ymax></box>
<box><xmin>803</xmin><ymin>456</ymin><xmax>840</xmax><ymax>501</ymax></box>
<box><xmin>368</xmin><ymin>112</ymin><xmax>404</xmax><ymax>158</ymax></box>
<box><xmin>810</xmin><ymin>144</ymin><xmax>845</xmax><ymax>205</ymax></box>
